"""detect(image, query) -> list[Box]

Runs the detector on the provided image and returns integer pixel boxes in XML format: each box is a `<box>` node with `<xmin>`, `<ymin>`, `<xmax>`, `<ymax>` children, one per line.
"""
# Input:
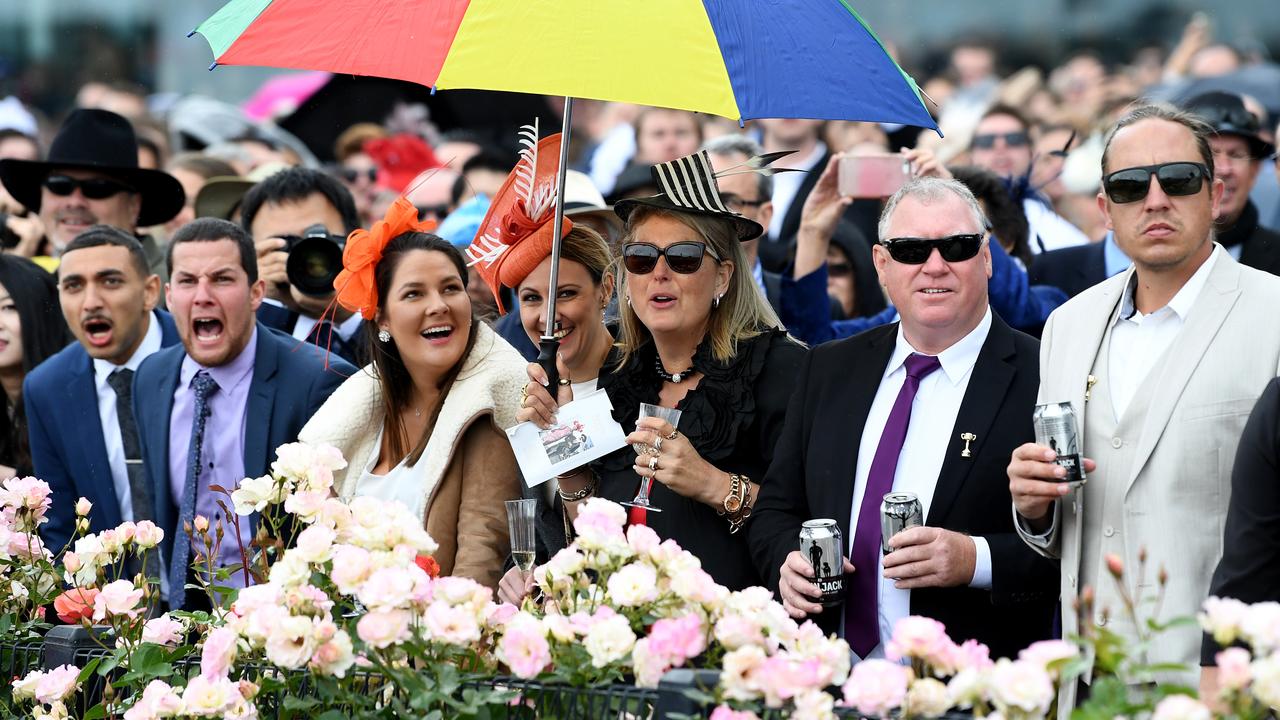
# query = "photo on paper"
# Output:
<box><xmin>539</xmin><ymin>420</ymin><xmax>594</xmax><ymax>465</ymax></box>
<box><xmin>506</xmin><ymin>389</ymin><xmax>627</xmax><ymax>487</ymax></box>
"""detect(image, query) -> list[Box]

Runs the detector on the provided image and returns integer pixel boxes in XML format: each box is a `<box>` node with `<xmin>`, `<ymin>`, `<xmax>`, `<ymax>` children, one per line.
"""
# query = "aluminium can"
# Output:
<box><xmin>1034</xmin><ymin>401</ymin><xmax>1087</xmax><ymax>487</ymax></box>
<box><xmin>881</xmin><ymin>492</ymin><xmax>924</xmax><ymax>554</ymax></box>
<box><xmin>799</xmin><ymin>519</ymin><xmax>845</xmax><ymax>608</ymax></box>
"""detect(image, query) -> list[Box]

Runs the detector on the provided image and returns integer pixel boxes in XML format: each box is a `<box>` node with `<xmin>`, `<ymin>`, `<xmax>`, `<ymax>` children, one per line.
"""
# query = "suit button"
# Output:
<box><xmin>1112</xmin><ymin>437</ymin><xmax>1123</xmax><ymax>449</ymax></box>
<box><xmin>1096</xmin><ymin>613</ymin><xmax>1107</xmax><ymax>626</ymax></box>
<box><xmin>1069</xmin><ymin>574</ymin><xmax>1077</xmax><ymax>588</ymax></box>
<box><xmin>1104</xmin><ymin>526</ymin><xmax>1115</xmax><ymax>537</ymax></box>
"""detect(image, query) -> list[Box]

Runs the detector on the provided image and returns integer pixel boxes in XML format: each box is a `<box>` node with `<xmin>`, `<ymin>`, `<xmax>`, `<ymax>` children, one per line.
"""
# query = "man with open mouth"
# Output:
<box><xmin>0</xmin><ymin>108</ymin><xmax>185</xmax><ymax>281</ymax></box>
<box><xmin>25</xmin><ymin>225</ymin><xmax>182</xmax><ymax>555</ymax></box>
<box><xmin>131</xmin><ymin>217</ymin><xmax>352</xmax><ymax>611</ymax></box>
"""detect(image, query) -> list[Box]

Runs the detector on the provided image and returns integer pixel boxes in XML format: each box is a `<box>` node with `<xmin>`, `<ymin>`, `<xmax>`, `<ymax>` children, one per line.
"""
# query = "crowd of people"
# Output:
<box><xmin>1</xmin><ymin>20</ymin><xmax>1279</xmax><ymax>713</ymax></box>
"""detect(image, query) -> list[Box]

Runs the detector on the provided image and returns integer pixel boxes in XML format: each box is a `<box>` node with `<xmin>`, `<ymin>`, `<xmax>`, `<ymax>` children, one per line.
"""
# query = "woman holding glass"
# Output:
<box><xmin>515</xmin><ymin>150</ymin><xmax>806</xmax><ymax>592</ymax></box>
<box><xmin>299</xmin><ymin>198</ymin><xmax>525</xmax><ymax>590</ymax></box>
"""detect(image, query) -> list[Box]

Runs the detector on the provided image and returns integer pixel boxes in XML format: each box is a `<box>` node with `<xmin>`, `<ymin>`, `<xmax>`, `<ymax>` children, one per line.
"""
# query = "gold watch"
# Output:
<box><xmin>723</xmin><ymin>474</ymin><xmax>744</xmax><ymax>515</ymax></box>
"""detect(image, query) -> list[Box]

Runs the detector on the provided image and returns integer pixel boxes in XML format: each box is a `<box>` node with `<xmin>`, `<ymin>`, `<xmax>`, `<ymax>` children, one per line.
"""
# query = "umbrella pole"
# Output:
<box><xmin>537</xmin><ymin>96</ymin><xmax>575</xmax><ymax>391</ymax></box>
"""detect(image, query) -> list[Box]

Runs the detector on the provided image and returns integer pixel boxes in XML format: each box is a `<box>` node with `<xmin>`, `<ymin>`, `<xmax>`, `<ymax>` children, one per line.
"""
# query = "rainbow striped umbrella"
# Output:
<box><xmin>192</xmin><ymin>0</ymin><xmax>936</xmax><ymax>130</ymax></box>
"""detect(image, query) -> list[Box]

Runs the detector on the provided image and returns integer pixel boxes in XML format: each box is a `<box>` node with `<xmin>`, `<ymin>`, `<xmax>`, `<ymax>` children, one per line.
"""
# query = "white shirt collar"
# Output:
<box><xmin>886</xmin><ymin>307</ymin><xmax>993</xmax><ymax>386</ymax></box>
<box><xmin>92</xmin><ymin>311</ymin><xmax>164</xmax><ymax>387</ymax></box>
<box><xmin>1116</xmin><ymin>243</ymin><xmax>1220</xmax><ymax>322</ymax></box>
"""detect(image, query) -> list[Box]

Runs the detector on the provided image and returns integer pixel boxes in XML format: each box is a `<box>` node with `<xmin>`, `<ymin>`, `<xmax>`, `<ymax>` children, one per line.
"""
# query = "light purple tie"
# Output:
<box><xmin>846</xmin><ymin>352</ymin><xmax>941</xmax><ymax>657</ymax></box>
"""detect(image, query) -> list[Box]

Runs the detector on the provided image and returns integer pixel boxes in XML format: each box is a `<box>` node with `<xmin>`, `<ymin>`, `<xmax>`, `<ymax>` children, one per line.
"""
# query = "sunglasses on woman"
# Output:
<box><xmin>971</xmin><ymin>131</ymin><xmax>1030</xmax><ymax>149</ymax></box>
<box><xmin>43</xmin><ymin>175</ymin><xmax>135</xmax><ymax>200</ymax></box>
<box><xmin>1102</xmin><ymin>162</ymin><xmax>1209</xmax><ymax>204</ymax></box>
<box><xmin>623</xmin><ymin>241</ymin><xmax>721</xmax><ymax>275</ymax></box>
<box><xmin>880</xmin><ymin>234</ymin><xmax>984</xmax><ymax>264</ymax></box>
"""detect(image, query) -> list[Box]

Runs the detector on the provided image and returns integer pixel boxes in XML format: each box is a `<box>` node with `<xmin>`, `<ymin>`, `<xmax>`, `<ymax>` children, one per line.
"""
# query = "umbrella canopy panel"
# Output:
<box><xmin>195</xmin><ymin>0</ymin><xmax>937</xmax><ymax>130</ymax></box>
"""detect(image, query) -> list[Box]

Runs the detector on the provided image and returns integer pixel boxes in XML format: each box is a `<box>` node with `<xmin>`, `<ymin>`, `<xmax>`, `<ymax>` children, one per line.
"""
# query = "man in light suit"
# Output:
<box><xmin>28</xmin><ymin>226</ymin><xmax>181</xmax><ymax>554</ymax></box>
<box><xmin>1009</xmin><ymin>105</ymin><xmax>1280</xmax><ymax>711</ymax></box>
<box><xmin>134</xmin><ymin>218</ymin><xmax>351</xmax><ymax>610</ymax></box>
<box><xmin>750</xmin><ymin>177</ymin><xmax>1057</xmax><ymax>661</ymax></box>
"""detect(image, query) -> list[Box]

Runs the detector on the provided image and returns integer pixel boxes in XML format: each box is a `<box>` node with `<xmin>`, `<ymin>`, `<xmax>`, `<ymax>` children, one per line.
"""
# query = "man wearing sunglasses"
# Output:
<box><xmin>1010</xmin><ymin>105</ymin><xmax>1280</xmax><ymax>712</ymax></box>
<box><xmin>969</xmin><ymin>105</ymin><xmax>1090</xmax><ymax>255</ymax></box>
<box><xmin>1183</xmin><ymin>92</ymin><xmax>1280</xmax><ymax>276</ymax></box>
<box><xmin>752</xmin><ymin>176</ymin><xmax>1057</xmax><ymax>663</ymax></box>
<box><xmin>0</xmin><ymin>109</ymin><xmax>184</xmax><ymax>276</ymax></box>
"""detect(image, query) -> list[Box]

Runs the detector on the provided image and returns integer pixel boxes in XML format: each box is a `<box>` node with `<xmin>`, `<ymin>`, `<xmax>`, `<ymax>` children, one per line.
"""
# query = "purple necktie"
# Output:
<box><xmin>846</xmin><ymin>352</ymin><xmax>941</xmax><ymax>657</ymax></box>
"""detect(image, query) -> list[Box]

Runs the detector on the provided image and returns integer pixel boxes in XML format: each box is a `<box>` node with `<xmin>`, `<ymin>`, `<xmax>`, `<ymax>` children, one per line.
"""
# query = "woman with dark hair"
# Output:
<box><xmin>299</xmin><ymin>198</ymin><xmax>525</xmax><ymax>589</ymax></box>
<box><xmin>0</xmin><ymin>255</ymin><xmax>71</xmax><ymax>478</ymax></box>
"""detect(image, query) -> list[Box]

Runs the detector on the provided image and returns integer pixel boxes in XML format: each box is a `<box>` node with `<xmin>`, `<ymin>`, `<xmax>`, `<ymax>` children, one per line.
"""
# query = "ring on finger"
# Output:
<box><xmin>665</xmin><ymin>429</ymin><xmax>679</xmax><ymax>441</ymax></box>
<box><xmin>647</xmin><ymin>455</ymin><xmax>659</xmax><ymax>472</ymax></box>
<box><xmin>653</xmin><ymin>436</ymin><xmax>663</xmax><ymax>452</ymax></box>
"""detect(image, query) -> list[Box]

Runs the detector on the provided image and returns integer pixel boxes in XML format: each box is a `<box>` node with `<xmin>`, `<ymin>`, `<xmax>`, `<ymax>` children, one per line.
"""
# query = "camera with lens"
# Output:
<box><xmin>280</xmin><ymin>224</ymin><xmax>346</xmax><ymax>297</ymax></box>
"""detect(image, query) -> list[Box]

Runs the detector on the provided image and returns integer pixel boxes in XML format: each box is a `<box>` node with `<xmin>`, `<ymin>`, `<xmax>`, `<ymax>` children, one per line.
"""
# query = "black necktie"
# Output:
<box><xmin>107</xmin><ymin>368</ymin><xmax>153</xmax><ymax>523</ymax></box>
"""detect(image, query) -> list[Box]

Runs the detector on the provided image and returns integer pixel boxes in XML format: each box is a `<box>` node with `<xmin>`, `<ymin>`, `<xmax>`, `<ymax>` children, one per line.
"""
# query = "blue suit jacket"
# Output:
<box><xmin>132</xmin><ymin>322</ymin><xmax>352</xmax><ymax>604</ymax></box>
<box><xmin>28</xmin><ymin>310</ymin><xmax>180</xmax><ymax>554</ymax></box>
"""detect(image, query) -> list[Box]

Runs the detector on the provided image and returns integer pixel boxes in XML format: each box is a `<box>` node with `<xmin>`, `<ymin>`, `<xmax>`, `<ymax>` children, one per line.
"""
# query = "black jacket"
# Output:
<box><xmin>1028</xmin><ymin>241</ymin><xmax>1108</xmax><ymax>299</ymax></box>
<box><xmin>748</xmin><ymin>315</ymin><xmax>1058</xmax><ymax>660</ymax></box>
<box><xmin>1229</xmin><ymin>201</ymin><xmax>1280</xmax><ymax>278</ymax></box>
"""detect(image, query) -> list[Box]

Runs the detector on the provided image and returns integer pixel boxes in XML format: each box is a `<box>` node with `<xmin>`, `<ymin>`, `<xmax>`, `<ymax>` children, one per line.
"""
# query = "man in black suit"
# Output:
<box><xmin>749</xmin><ymin>177</ymin><xmax>1057</xmax><ymax>661</ymax></box>
<box><xmin>1029</xmin><ymin>231</ymin><xmax>1127</xmax><ymax>298</ymax></box>
<box><xmin>241</xmin><ymin>167</ymin><xmax>365</xmax><ymax>365</ymax></box>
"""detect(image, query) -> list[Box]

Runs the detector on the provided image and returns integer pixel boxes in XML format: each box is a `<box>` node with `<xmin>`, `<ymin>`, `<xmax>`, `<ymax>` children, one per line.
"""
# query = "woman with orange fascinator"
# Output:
<box><xmin>464</xmin><ymin>133</ymin><xmax>618</xmax><ymax>604</ymax></box>
<box><xmin>298</xmin><ymin>194</ymin><xmax>526</xmax><ymax>590</ymax></box>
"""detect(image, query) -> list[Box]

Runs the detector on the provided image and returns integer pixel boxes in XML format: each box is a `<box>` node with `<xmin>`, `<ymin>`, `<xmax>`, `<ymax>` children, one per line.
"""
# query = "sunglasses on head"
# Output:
<box><xmin>880</xmin><ymin>234</ymin><xmax>984</xmax><ymax>264</ymax></box>
<box><xmin>623</xmin><ymin>241</ymin><xmax>720</xmax><ymax>275</ymax></box>
<box><xmin>971</xmin><ymin>131</ymin><xmax>1030</xmax><ymax>149</ymax></box>
<box><xmin>341</xmin><ymin>167</ymin><xmax>378</xmax><ymax>183</ymax></box>
<box><xmin>1101</xmin><ymin>162</ymin><xmax>1210</xmax><ymax>204</ymax></box>
<box><xmin>43</xmin><ymin>175</ymin><xmax>135</xmax><ymax>200</ymax></box>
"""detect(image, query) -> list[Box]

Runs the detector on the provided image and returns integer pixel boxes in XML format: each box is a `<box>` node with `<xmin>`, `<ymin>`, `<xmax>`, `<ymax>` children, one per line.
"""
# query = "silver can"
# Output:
<box><xmin>881</xmin><ymin>492</ymin><xmax>924</xmax><ymax>554</ymax></box>
<box><xmin>1034</xmin><ymin>401</ymin><xmax>1086</xmax><ymax>487</ymax></box>
<box><xmin>799</xmin><ymin>519</ymin><xmax>845</xmax><ymax>608</ymax></box>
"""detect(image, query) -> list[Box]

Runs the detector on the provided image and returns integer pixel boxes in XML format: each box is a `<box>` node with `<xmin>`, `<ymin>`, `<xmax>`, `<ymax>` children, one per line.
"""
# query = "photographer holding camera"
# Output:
<box><xmin>241</xmin><ymin>167</ymin><xmax>365</xmax><ymax>365</ymax></box>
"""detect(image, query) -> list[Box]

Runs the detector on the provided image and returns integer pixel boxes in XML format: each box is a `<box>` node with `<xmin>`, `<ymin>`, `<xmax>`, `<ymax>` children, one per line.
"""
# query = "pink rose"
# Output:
<box><xmin>1018</xmin><ymin>639</ymin><xmax>1079</xmax><ymax>678</ymax></box>
<box><xmin>357</xmin><ymin>567</ymin><xmax>416</xmax><ymax>610</ymax></box>
<box><xmin>53</xmin><ymin>587</ymin><xmax>99</xmax><ymax>624</ymax></box>
<box><xmin>425</xmin><ymin>600</ymin><xmax>482</xmax><ymax>645</ymax></box>
<box><xmin>92</xmin><ymin>579</ymin><xmax>144</xmax><ymax>621</ymax></box>
<box><xmin>497</xmin><ymin>613</ymin><xmax>551</xmax><ymax>679</ymax></box>
<box><xmin>841</xmin><ymin>659</ymin><xmax>909</xmax><ymax>716</ymax></box>
<box><xmin>646</xmin><ymin>615</ymin><xmax>706</xmax><ymax>665</ymax></box>
<box><xmin>328</xmin><ymin>544</ymin><xmax>372</xmax><ymax>595</ymax></box>
<box><xmin>357</xmin><ymin>608</ymin><xmax>412</xmax><ymax>649</ymax></box>
<box><xmin>201</xmin><ymin>626</ymin><xmax>240</xmax><ymax>679</ymax></box>
<box><xmin>949</xmin><ymin>638</ymin><xmax>993</xmax><ymax>672</ymax></box>
<box><xmin>631</xmin><ymin>638</ymin><xmax>671</xmax><ymax>688</ymax></box>
<box><xmin>486</xmin><ymin>602</ymin><xmax>519</xmax><ymax>628</ymax></box>
<box><xmin>75</xmin><ymin>498</ymin><xmax>93</xmax><ymax>517</ymax></box>
<box><xmin>34</xmin><ymin>663</ymin><xmax>80</xmax><ymax>704</ymax></box>
<box><xmin>715</xmin><ymin>614</ymin><xmax>767</xmax><ymax>650</ymax></box>
<box><xmin>132</xmin><ymin>520</ymin><xmax>164</xmax><ymax>549</ymax></box>
<box><xmin>141</xmin><ymin>614</ymin><xmax>185</xmax><ymax>646</ymax></box>
<box><xmin>757</xmin><ymin>655</ymin><xmax>826</xmax><ymax>707</ymax></box>
<box><xmin>626</xmin><ymin>523</ymin><xmax>661</xmax><ymax>554</ymax></box>
<box><xmin>709</xmin><ymin>706</ymin><xmax>760</xmax><ymax>720</ymax></box>
<box><xmin>1216</xmin><ymin>647</ymin><xmax>1252</xmax><ymax>691</ymax></box>
<box><xmin>885</xmin><ymin>616</ymin><xmax>952</xmax><ymax>666</ymax></box>
<box><xmin>310</xmin><ymin>630</ymin><xmax>356</xmax><ymax>678</ymax></box>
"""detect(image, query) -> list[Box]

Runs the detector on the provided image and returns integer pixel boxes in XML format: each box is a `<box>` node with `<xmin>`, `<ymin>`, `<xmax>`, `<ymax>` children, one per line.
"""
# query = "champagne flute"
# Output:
<box><xmin>621</xmin><ymin>403</ymin><xmax>682</xmax><ymax>513</ymax></box>
<box><xmin>506</xmin><ymin>499</ymin><xmax>538</xmax><ymax>573</ymax></box>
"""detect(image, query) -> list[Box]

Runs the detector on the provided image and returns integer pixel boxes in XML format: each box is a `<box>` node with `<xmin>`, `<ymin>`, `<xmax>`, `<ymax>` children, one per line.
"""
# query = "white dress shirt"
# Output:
<box><xmin>1108</xmin><ymin>246</ymin><xmax>1219</xmax><ymax>420</ymax></box>
<box><xmin>1023</xmin><ymin>198</ymin><xmax>1091</xmax><ymax>254</ymax></box>
<box><xmin>847</xmin><ymin>308</ymin><xmax>994</xmax><ymax>659</ymax></box>
<box><xmin>768</xmin><ymin>141</ymin><xmax>827</xmax><ymax>241</ymax></box>
<box><xmin>291</xmin><ymin>310</ymin><xmax>363</xmax><ymax>343</ymax></box>
<box><xmin>92</xmin><ymin>313</ymin><xmax>163</xmax><ymax>522</ymax></box>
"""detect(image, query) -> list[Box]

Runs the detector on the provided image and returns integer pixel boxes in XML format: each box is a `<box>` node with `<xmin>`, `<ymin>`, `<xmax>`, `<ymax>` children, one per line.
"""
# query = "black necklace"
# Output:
<box><xmin>655</xmin><ymin>355</ymin><xmax>694</xmax><ymax>383</ymax></box>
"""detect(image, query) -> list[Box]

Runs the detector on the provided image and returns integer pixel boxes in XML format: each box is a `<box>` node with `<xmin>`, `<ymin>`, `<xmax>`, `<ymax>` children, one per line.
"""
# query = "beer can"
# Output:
<box><xmin>1034</xmin><ymin>401</ymin><xmax>1086</xmax><ymax>487</ymax></box>
<box><xmin>881</xmin><ymin>492</ymin><xmax>924</xmax><ymax>554</ymax></box>
<box><xmin>799</xmin><ymin>519</ymin><xmax>845</xmax><ymax>608</ymax></box>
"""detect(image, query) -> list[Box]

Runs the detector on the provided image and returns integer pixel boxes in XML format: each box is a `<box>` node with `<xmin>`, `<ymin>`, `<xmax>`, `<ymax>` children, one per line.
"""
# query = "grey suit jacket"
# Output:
<box><xmin>1015</xmin><ymin>247</ymin><xmax>1280</xmax><ymax>708</ymax></box>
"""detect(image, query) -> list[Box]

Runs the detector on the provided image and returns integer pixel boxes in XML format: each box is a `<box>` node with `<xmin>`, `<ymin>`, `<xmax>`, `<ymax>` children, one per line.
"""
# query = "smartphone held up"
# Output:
<box><xmin>837</xmin><ymin>153</ymin><xmax>912</xmax><ymax>199</ymax></box>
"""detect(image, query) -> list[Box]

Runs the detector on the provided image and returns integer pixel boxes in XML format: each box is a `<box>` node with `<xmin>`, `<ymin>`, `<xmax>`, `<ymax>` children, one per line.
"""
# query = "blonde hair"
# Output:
<box><xmin>614</xmin><ymin>206</ymin><xmax>782</xmax><ymax>367</ymax></box>
<box><xmin>556</xmin><ymin>225</ymin><xmax>613</xmax><ymax>286</ymax></box>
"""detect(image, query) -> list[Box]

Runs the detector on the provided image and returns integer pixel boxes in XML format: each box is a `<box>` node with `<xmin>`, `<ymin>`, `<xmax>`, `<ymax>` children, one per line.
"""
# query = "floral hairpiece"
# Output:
<box><xmin>333</xmin><ymin>196</ymin><xmax>437</xmax><ymax>320</ymax></box>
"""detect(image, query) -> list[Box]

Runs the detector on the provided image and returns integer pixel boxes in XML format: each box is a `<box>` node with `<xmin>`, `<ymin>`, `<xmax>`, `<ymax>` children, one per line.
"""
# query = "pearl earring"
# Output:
<box><xmin>713</xmin><ymin>294</ymin><xmax>722</xmax><ymax>309</ymax></box>
<box><xmin>378</xmin><ymin>329</ymin><xmax>391</xmax><ymax>343</ymax></box>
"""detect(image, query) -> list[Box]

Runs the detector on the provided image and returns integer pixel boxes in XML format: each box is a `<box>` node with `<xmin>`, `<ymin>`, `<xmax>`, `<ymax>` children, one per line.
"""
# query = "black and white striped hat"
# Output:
<box><xmin>614</xmin><ymin>150</ymin><xmax>764</xmax><ymax>241</ymax></box>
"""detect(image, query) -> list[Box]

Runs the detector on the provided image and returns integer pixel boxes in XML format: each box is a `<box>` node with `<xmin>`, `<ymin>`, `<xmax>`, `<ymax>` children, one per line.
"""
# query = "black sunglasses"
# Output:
<box><xmin>881</xmin><ymin>234</ymin><xmax>984</xmax><ymax>264</ymax></box>
<box><xmin>341</xmin><ymin>167</ymin><xmax>378</xmax><ymax>183</ymax></box>
<box><xmin>719</xmin><ymin>193</ymin><xmax>766</xmax><ymax>213</ymax></box>
<box><xmin>827</xmin><ymin>261</ymin><xmax>852</xmax><ymax>278</ymax></box>
<box><xmin>971</xmin><ymin>131</ymin><xmax>1030</xmax><ymax>149</ymax></box>
<box><xmin>1102</xmin><ymin>162</ymin><xmax>1210</xmax><ymax>204</ymax></box>
<box><xmin>623</xmin><ymin>241</ymin><xmax>721</xmax><ymax>275</ymax></box>
<box><xmin>43</xmin><ymin>175</ymin><xmax>135</xmax><ymax>200</ymax></box>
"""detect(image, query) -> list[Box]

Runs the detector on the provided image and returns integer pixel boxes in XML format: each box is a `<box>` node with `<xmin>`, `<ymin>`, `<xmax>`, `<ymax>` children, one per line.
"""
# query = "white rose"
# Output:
<box><xmin>329</xmin><ymin>544</ymin><xmax>372</xmax><ymax>595</ymax></box>
<box><xmin>1151</xmin><ymin>695</ymin><xmax>1211</xmax><ymax>720</ymax></box>
<box><xmin>606</xmin><ymin>563</ymin><xmax>659</xmax><ymax>606</ymax></box>
<box><xmin>907</xmin><ymin>677</ymin><xmax>952</xmax><ymax>718</ymax></box>
<box><xmin>231</xmin><ymin>476</ymin><xmax>283</xmax><ymax>516</ymax></box>
<box><xmin>583</xmin><ymin>614</ymin><xmax>636</xmax><ymax>668</ymax></box>
<box><xmin>267</xmin><ymin>553</ymin><xmax>311</xmax><ymax>589</ymax></box>
<box><xmin>720</xmin><ymin>646</ymin><xmax>768</xmax><ymax>702</ymax></box>
<box><xmin>792</xmin><ymin>688</ymin><xmax>836</xmax><ymax>720</ymax></box>
<box><xmin>988</xmin><ymin>659</ymin><xmax>1054</xmax><ymax>716</ymax></box>
<box><xmin>182</xmin><ymin>674</ymin><xmax>239</xmax><ymax>716</ymax></box>
<box><xmin>132</xmin><ymin>520</ymin><xmax>164</xmax><ymax>549</ymax></box>
<box><xmin>1244</xmin><ymin>602</ymin><xmax>1280</xmax><ymax>653</ymax></box>
<box><xmin>1251</xmin><ymin>651</ymin><xmax>1280</xmax><ymax>709</ymax></box>
<box><xmin>947</xmin><ymin>667</ymin><xmax>989</xmax><ymax>709</ymax></box>
<box><xmin>292</xmin><ymin>524</ymin><xmax>336</xmax><ymax>564</ymax></box>
<box><xmin>264</xmin><ymin>615</ymin><xmax>319</xmax><ymax>670</ymax></box>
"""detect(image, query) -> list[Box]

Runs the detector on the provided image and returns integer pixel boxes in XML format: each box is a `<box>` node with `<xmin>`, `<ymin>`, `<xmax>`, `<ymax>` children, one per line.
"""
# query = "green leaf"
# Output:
<box><xmin>283</xmin><ymin>696</ymin><xmax>320</xmax><ymax>711</ymax></box>
<box><xmin>76</xmin><ymin>658</ymin><xmax>103</xmax><ymax>684</ymax></box>
<box><xmin>83</xmin><ymin>705</ymin><xmax>107</xmax><ymax>720</ymax></box>
<box><xmin>315</xmin><ymin>712</ymin><xmax>348</xmax><ymax>720</ymax></box>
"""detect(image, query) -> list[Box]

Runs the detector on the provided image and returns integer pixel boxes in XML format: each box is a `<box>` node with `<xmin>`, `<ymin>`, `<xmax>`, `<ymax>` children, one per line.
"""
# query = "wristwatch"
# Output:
<box><xmin>723</xmin><ymin>474</ymin><xmax>744</xmax><ymax>515</ymax></box>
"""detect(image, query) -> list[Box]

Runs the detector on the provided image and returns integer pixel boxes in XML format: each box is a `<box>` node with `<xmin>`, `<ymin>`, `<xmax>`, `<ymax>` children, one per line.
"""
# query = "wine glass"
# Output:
<box><xmin>505</xmin><ymin>499</ymin><xmax>538</xmax><ymax>573</ymax></box>
<box><xmin>621</xmin><ymin>403</ymin><xmax>682</xmax><ymax>514</ymax></box>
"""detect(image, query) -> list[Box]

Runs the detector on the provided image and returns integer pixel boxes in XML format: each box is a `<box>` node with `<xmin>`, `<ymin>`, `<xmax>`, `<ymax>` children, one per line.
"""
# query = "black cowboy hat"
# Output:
<box><xmin>1184</xmin><ymin>91</ymin><xmax>1276</xmax><ymax>160</ymax></box>
<box><xmin>614</xmin><ymin>150</ymin><xmax>765</xmax><ymax>241</ymax></box>
<box><xmin>0</xmin><ymin>109</ymin><xmax>185</xmax><ymax>227</ymax></box>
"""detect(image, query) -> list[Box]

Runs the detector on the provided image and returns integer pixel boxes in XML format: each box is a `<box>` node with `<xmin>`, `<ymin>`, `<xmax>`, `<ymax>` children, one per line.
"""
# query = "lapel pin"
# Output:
<box><xmin>960</xmin><ymin>432</ymin><xmax>977</xmax><ymax>458</ymax></box>
<box><xmin>1085</xmin><ymin>374</ymin><xmax>1097</xmax><ymax>402</ymax></box>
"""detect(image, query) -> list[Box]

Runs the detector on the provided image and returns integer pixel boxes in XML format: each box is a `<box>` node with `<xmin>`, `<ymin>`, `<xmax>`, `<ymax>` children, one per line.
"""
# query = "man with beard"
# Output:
<box><xmin>0</xmin><ymin>109</ymin><xmax>184</xmax><ymax>279</ymax></box>
<box><xmin>27</xmin><ymin>226</ymin><xmax>181</xmax><ymax>553</ymax></box>
<box><xmin>1183</xmin><ymin>92</ymin><xmax>1280</xmax><ymax>276</ymax></box>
